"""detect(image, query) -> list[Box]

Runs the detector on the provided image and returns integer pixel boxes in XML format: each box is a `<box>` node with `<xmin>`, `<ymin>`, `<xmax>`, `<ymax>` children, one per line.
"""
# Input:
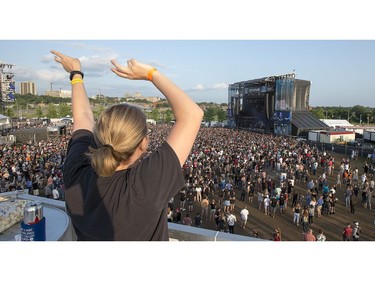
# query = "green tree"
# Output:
<box><xmin>46</xmin><ymin>104</ymin><xmax>58</xmax><ymax>118</ymax></box>
<box><xmin>310</xmin><ymin>107</ymin><xmax>325</xmax><ymax>119</ymax></box>
<box><xmin>150</xmin><ymin>108</ymin><xmax>159</xmax><ymax>121</ymax></box>
<box><xmin>93</xmin><ymin>104</ymin><xmax>106</xmax><ymax>120</ymax></box>
<box><xmin>155</xmin><ymin>102</ymin><xmax>170</xmax><ymax>108</ymax></box>
<box><xmin>58</xmin><ymin>103</ymin><xmax>72</xmax><ymax>117</ymax></box>
<box><xmin>35</xmin><ymin>106</ymin><xmax>44</xmax><ymax>118</ymax></box>
<box><xmin>164</xmin><ymin>109</ymin><xmax>173</xmax><ymax>123</ymax></box>
<box><xmin>4</xmin><ymin>107</ymin><xmax>14</xmax><ymax>118</ymax></box>
<box><xmin>351</xmin><ymin>105</ymin><xmax>367</xmax><ymax>123</ymax></box>
<box><xmin>204</xmin><ymin>106</ymin><xmax>217</xmax><ymax>122</ymax></box>
<box><xmin>217</xmin><ymin>107</ymin><xmax>227</xmax><ymax>122</ymax></box>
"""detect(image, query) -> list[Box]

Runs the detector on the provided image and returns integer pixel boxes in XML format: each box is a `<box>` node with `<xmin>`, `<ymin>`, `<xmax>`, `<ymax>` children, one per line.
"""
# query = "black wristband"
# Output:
<box><xmin>70</xmin><ymin>71</ymin><xmax>84</xmax><ymax>81</ymax></box>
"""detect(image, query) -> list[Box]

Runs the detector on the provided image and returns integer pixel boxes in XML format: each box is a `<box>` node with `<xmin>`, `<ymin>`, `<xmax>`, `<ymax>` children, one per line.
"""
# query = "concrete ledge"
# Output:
<box><xmin>168</xmin><ymin>222</ymin><xmax>265</xmax><ymax>241</ymax></box>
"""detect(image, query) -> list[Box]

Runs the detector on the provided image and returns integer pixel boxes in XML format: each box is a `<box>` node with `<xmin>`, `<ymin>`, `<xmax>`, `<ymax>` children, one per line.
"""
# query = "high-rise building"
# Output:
<box><xmin>20</xmin><ymin>81</ymin><xmax>37</xmax><ymax>95</ymax></box>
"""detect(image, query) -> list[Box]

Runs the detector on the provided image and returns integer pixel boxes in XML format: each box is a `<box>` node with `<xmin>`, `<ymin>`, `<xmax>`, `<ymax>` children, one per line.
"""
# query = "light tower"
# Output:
<box><xmin>0</xmin><ymin>61</ymin><xmax>16</xmax><ymax>102</ymax></box>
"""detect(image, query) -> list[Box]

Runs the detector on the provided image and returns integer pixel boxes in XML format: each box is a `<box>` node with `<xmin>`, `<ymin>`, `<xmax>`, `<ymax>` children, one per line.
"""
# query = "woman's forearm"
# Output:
<box><xmin>71</xmin><ymin>78</ymin><xmax>95</xmax><ymax>133</ymax></box>
<box><xmin>152</xmin><ymin>70</ymin><xmax>203</xmax><ymax>125</ymax></box>
<box><xmin>50</xmin><ymin>50</ymin><xmax>95</xmax><ymax>133</ymax></box>
<box><xmin>151</xmin><ymin>70</ymin><xmax>203</xmax><ymax>166</ymax></box>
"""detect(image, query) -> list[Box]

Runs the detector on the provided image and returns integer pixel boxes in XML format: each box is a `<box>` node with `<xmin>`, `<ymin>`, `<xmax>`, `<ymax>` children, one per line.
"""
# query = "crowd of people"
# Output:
<box><xmin>0</xmin><ymin>125</ymin><xmax>69</xmax><ymax>200</ymax></box>
<box><xmin>1</xmin><ymin>124</ymin><xmax>374</xmax><ymax>241</ymax></box>
<box><xmin>156</xmin><ymin>126</ymin><xmax>374</xmax><ymax>241</ymax></box>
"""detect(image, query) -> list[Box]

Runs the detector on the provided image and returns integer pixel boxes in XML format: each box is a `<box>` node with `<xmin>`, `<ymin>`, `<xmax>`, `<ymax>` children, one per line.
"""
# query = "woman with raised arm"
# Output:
<box><xmin>51</xmin><ymin>50</ymin><xmax>203</xmax><ymax>241</ymax></box>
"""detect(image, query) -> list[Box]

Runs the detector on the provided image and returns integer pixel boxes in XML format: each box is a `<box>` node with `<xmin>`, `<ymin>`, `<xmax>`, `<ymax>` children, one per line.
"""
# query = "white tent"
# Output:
<box><xmin>320</xmin><ymin>119</ymin><xmax>353</xmax><ymax>128</ymax></box>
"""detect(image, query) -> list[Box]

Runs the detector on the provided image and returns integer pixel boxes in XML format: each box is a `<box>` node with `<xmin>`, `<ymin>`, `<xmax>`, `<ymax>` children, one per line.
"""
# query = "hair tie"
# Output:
<box><xmin>103</xmin><ymin>144</ymin><xmax>123</xmax><ymax>163</ymax></box>
<box><xmin>103</xmin><ymin>144</ymin><xmax>114</xmax><ymax>152</ymax></box>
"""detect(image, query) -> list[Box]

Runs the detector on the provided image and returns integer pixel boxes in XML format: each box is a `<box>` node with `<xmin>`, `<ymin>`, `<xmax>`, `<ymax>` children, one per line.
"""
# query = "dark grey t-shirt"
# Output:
<box><xmin>62</xmin><ymin>129</ymin><xmax>185</xmax><ymax>241</ymax></box>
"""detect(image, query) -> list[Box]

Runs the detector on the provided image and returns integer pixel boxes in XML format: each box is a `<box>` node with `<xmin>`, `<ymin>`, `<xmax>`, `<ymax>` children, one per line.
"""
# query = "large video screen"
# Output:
<box><xmin>273</xmin><ymin>110</ymin><xmax>291</xmax><ymax>123</ymax></box>
<box><xmin>275</xmin><ymin>78</ymin><xmax>294</xmax><ymax>111</ymax></box>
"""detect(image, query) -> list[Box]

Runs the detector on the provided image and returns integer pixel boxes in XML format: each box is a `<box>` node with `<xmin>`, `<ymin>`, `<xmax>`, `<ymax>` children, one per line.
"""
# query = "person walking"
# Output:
<box><xmin>209</xmin><ymin>198</ymin><xmax>217</xmax><ymax>221</ymax></box>
<box><xmin>308</xmin><ymin>200</ymin><xmax>316</xmax><ymax>225</ymax></box>
<box><xmin>223</xmin><ymin>190</ymin><xmax>231</xmax><ymax>213</ymax></box>
<box><xmin>51</xmin><ymin>50</ymin><xmax>203</xmax><ymax>241</ymax></box>
<box><xmin>187</xmin><ymin>188</ymin><xmax>195</xmax><ymax>213</ymax></box>
<box><xmin>350</xmin><ymin>191</ymin><xmax>357</xmax><ymax>214</ymax></box>
<box><xmin>44</xmin><ymin>183</ymin><xmax>52</xmax><ymax>199</ymax></box>
<box><xmin>52</xmin><ymin>186</ymin><xmax>60</xmax><ymax>200</ymax></box>
<box><xmin>193</xmin><ymin>213</ymin><xmax>202</xmax><ymax>227</ymax></box>
<box><xmin>316</xmin><ymin>229</ymin><xmax>326</xmax><ymax>241</ymax></box>
<box><xmin>279</xmin><ymin>192</ymin><xmax>286</xmax><ymax>214</ymax></box>
<box><xmin>343</xmin><ymin>223</ymin><xmax>353</xmax><ymax>241</ymax></box>
<box><xmin>240</xmin><ymin>206</ymin><xmax>249</xmax><ymax>228</ymax></box>
<box><xmin>292</xmin><ymin>203</ymin><xmax>301</xmax><ymax>226</ymax></box>
<box><xmin>345</xmin><ymin>185</ymin><xmax>352</xmax><ymax>208</ymax></box>
<box><xmin>352</xmin><ymin>221</ymin><xmax>361</xmax><ymax>241</ymax></box>
<box><xmin>200</xmin><ymin>195</ymin><xmax>210</xmax><ymax>221</ymax></box>
<box><xmin>264</xmin><ymin>194</ymin><xmax>270</xmax><ymax>216</ymax></box>
<box><xmin>240</xmin><ymin>180</ymin><xmax>247</xmax><ymax>202</ymax></box>
<box><xmin>226</xmin><ymin>210</ymin><xmax>237</xmax><ymax>234</ymax></box>
<box><xmin>270</xmin><ymin>195</ymin><xmax>278</xmax><ymax>218</ymax></box>
<box><xmin>316</xmin><ymin>195</ymin><xmax>323</xmax><ymax>218</ymax></box>
<box><xmin>273</xmin><ymin>227</ymin><xmax>281</xmax><ymax>241</ymax></box>
<box><xmin>257</xmin><ymin>191</ymin><xmax>264</xmax><ymax>211</ymax></box>
<box><xmin>179</xmin><ymin>188</ymin><xmax>187</xmax><ymax>211</ymax></box>
<box><xmin>183</xmin><ymin>213</ymin><xmax>193</xmax><ymax>226</ymax></box>
<box><xmin>329</xmin><ymin>193</ymin><xmax>337</xmax><ymax>214</ymax></box>
<box><xmin>304</xmin><ymin>229</ymin><xmax>316</xmax><ymax>241</ymax></box>
<box><xmin>229</xmin><ymin>191</ymin><xmax>236</xmax><ymax>212</ymax></box>
<box><xmin>301</xmin><ymin>207</ymin><xmax>309</xmax><ymax>233</ymax></box>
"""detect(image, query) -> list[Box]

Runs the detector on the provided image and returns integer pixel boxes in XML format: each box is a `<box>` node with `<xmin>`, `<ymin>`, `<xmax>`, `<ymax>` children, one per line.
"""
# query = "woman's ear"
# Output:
<box><xmin>139</xmin><ymin>135</ymin><xmax>149</xmax><ymax>152</ymax></box>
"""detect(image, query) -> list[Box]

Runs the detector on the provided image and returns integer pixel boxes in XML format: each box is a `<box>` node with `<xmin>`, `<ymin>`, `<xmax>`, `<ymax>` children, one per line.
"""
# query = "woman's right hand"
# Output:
<box><xmin>110</xmin><ymin>59</ymin><xmax>154</xmax><ymax>80</ymax></box>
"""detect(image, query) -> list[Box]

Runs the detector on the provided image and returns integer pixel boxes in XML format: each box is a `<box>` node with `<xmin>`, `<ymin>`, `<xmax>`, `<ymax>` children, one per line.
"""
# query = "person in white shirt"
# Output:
<box><xmin>264</xmin><ymin>195</ymin><xmax>270</xmax><ymax>216</ymax></box>
<box><xmin>52</xmin><ymin>186</ymin><xmax>59</xmax><ymax>200</ymax></box>
<box><xmin>195</xmin><ymin>185</ymin><xmax>202</xmax><ymax>202</ymax></box>
<box><xmin>226</xmin><ymin>211</ymin><xmax>237</xmax><ymax>234</ymax></box>
<box><xmin>361</xmin><ymin>174</ymin><xmax>367</xmax><ymax>188</ymax></box>
<box><xmin>240</xmin><ymin>206</ymin><xmax>249</xmax><ymax>228</ymax></box>
<box><xmin>316</xmin><ymin>229</ymin><xmax>326</xmax><ymax>241</ymax></box>
<box><xmin>352</xmin><ymin>222</ymin><xmax>361</xmax><ymax>241</ymax></box>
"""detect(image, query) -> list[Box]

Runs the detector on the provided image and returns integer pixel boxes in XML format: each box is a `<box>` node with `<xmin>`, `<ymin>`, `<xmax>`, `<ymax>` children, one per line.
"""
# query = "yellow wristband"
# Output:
<box><xmin>147</xmin><ymin>68</ymin><xmax>157</xmax><ymax>81</ymax></box>
<box><xmin>71</xmin><ymin>78</ymin><xmax>83</xmax><ymax>85</ymax></box>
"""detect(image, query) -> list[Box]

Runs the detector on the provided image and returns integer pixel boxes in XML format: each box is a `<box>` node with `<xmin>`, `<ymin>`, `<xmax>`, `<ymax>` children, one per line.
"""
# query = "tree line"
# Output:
<box><xmin>310</xmin><ymin>105</ymin><xmax>375</xmax><ymax>125</ymax></box>
<box><xmin>2</xmin><ymin>94</ymin><xmax>374</xmax><ymax>125</ymax></box>
<box><xmin>2</xmin><ymin>94</ymin><xmax>228</xmax><ymax>123</ymax></box>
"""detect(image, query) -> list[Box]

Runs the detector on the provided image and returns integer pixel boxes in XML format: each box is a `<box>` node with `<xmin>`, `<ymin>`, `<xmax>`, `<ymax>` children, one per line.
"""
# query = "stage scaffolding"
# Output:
<box><xmin>228</xmin><ymin>73</ymin><xmax>319</xmax><ymax>136</ymax></box>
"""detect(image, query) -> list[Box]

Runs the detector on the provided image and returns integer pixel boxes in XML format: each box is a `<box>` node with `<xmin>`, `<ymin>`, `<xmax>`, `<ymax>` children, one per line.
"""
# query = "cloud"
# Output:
<box><xmin>40</xmin><ymin>43</ymin><xmax>120</xmax><ymax>78</ymax></box>
<box><xmin>14</xmin><ymin>66</ymin><xmax>66</xmax><ymax>82</ymax></box>
<box><xmin>41</xmin><ymin>54</ymin><xmax>54</xmax><ymax>63</ymax></box>
<box><xmin>38</xmin><ymin>52</ymin><xmax>119</xmax><ymax>82</ymax></box>
<box><xmin>79</xmin><ymin>54</ymin><xmax>116</xmax><ymax>73</ymax></box>
<box><xmin>213</xmin><ymin>83</ymin><xmax>228</xmax><ymax>89</ymax></box>
<box><xmin>190</xmin><ymin>82</ymin><xmax>228</xmax><ymax>91</ymax></box>
<box><xmin>193</xmin><ymin>83</ymin><xmax>205</xmax><ymax>91</ymax></box>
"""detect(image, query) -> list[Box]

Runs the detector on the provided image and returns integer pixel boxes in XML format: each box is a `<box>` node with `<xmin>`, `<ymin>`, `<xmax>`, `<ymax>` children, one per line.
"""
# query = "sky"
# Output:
<box><xmin>1</xmin><ymin>1</ymin><xmax>375</xmax><ymax>108</ymax></box>
<box><xmin>1</xmin><ymin>40</ymin><xmax>374</xmax><ymax>107</ymax></box>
